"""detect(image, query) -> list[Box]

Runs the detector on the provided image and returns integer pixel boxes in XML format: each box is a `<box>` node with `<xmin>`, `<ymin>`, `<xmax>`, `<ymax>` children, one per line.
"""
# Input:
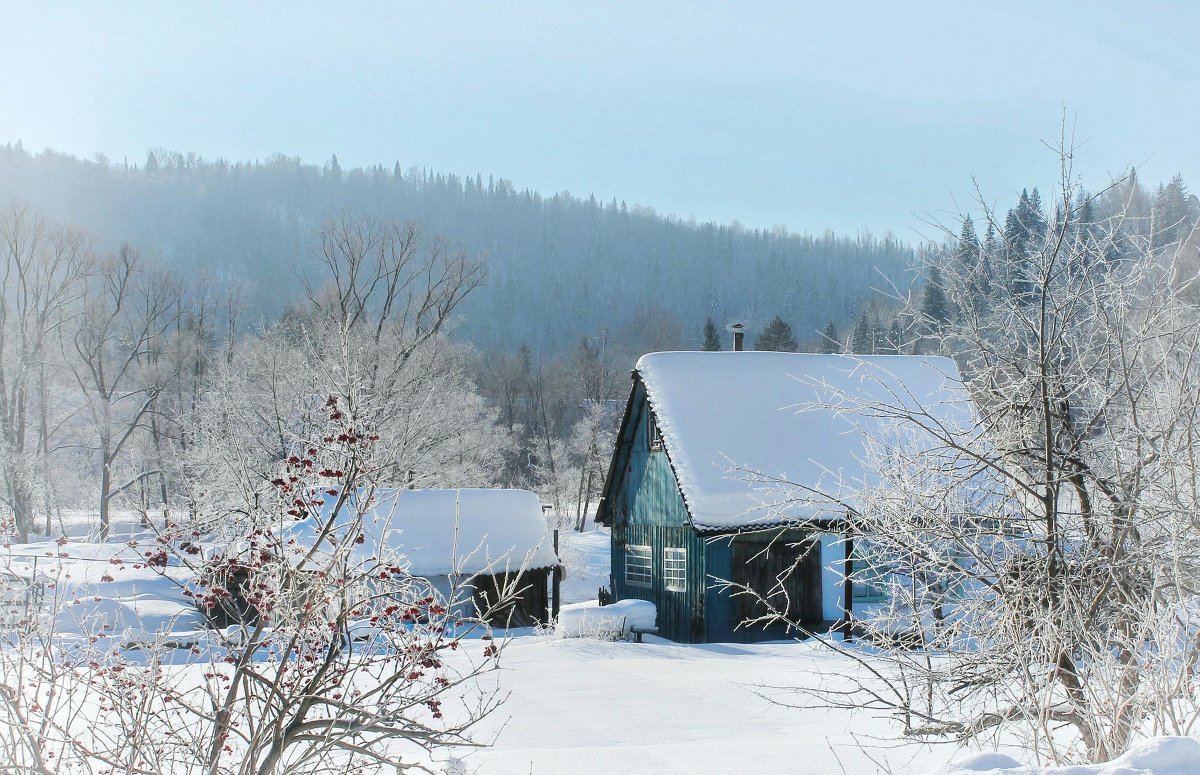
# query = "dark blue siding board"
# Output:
<box><xmin>704</xmin><ymin>538</ymin><xmax>735</xmax><ymax>642</ymax></box>
<box><xmin>623</xmin><ymin>394</ymin><xmax>689</xmax><ymax>530</ymax></box>
<box><xmin>609</xmin><ymin>387</ymin><xmax>707</xmax><ymax>641</ymax></box>
<box><xmin>613</xmin><ymin>524</ymin><xmax>707</xmax><ymax>641</ymax></box>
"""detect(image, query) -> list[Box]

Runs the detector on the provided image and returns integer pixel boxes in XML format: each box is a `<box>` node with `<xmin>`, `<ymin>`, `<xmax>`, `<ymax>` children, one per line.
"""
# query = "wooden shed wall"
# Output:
<box><xmin>469</xmin><ymin>567</ymin><xmax>552</xmax><ymax>627</ymax></box>
<box><xmin>703</xmin><ymin>540</ymin><xmax>735</xmax><ymax>642</ymax></box>
<box><xmin>614</xmin><ymin>524</ymin><xmax>708</xmax><ymax>642</ymax></box>
<box><xmin>609</xmin><ymin>389</ymin><xmax>709</xmax><ymax>642</ymax></box>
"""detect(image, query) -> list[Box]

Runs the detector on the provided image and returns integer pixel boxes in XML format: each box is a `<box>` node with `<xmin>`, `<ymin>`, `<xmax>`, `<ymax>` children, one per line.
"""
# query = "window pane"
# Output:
<box><xmin>626</xmin><ymin>545</ymin><xmax>652</xmax><ymax>587</ymax></box>
<box><xmin>664</xmin><ymin>547</ymin><xmax>686</xmax><ymax>591</ymax></box>
<box><xmin>852</xmin><ymin>556</ymin><xmax>886</xmax><ymax>601</ymax></box>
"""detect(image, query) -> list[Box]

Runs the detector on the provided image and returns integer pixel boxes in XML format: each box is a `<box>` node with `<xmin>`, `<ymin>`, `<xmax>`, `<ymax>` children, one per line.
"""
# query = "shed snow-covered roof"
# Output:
<box><xmin>287</xmin><ymin>488</ymin><xmax>559</xmax><ymax>577</ymax></box>
<box><xmin>634</xmin><ymin>352</ymin><xmax>977</xmax><ymax>531</ymax></box>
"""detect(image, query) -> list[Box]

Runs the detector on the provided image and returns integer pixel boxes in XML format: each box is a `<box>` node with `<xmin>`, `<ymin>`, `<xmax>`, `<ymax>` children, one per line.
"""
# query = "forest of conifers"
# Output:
<box><xmin>0</xmin><ymin>143</ymin><xmax>916</xmax><ymax>357</ymax></box>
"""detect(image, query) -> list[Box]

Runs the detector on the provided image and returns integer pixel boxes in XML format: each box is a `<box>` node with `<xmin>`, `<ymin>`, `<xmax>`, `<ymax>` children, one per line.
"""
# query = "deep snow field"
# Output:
<box><xmin>3</xmin><ymin>517</ymin><xmax>1199</xmax><ymax>774</ymax></box>
<box><xmin>460</xmin><ymin>634</ymin><xmax>951</xmax><ymax>774</ymax></box>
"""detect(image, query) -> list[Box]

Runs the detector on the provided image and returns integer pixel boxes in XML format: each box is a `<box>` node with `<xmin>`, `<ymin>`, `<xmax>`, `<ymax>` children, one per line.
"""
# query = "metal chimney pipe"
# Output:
<box><xmin>731</xmin><ymin>323</ymin><xmax>745</xmax><ymax>351</ymax></box>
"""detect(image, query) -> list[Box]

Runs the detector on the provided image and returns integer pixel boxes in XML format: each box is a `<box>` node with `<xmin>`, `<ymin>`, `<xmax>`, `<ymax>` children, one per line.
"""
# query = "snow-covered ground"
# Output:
<box><xmin>448</xmin><ymin>633</ymin><xmax>1200</xmax><ymax>775</ymax></box>
<box><xmin>4</xmin><ymin>522</ymin><xmax>1198</xmax><ymax>774</ymax></box>
<box><xmin>930</xmin><ymin>737</ymin><xmax>1200</xmax><ymax>775</ymax></box>
<box><xmin>556</xmin><ymin>528</ymin><xmax>612</xmax><ymax>605</ymax></box>
<box><xmin>456</xmin><ymin>635</ymin><xmax>954</xmax><ymax>774</ymax></box>
<box><xmin>3</xmin><ymin>537</ymin><xmax>203</xmax><ymax>642</ymax></box>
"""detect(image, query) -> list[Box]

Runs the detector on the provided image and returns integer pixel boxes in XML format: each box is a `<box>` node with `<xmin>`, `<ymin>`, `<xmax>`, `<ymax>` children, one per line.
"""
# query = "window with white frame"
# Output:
<box><xmin>664</xmin><ymin>547</ymin><xmax>687</xmax><ymax>591</ymax></box>
<box><xmin>625</xmin><ymin>544</ymin><xmax>652</xmax><ymax>587</ymax></box>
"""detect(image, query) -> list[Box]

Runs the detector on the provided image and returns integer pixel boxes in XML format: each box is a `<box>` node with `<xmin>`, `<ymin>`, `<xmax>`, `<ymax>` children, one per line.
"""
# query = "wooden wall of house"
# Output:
<box><xmin>614</xmin><ymin>524</ymin><xmax>709</xmax><ymax>642</ymax></box>
<box><xmin>609</xmin><ymin>387</ymin><xmax>708</xmax><ymax>642</ymax></box>
<box><xmin>704</xmin><ymin>539</ymin><xmax>735</xmax><ymax>642</ymax></box>
<box><xmin>467</xmin><ymin>567</ymin><xmax>553</xmax><ymax>627</ymax></box>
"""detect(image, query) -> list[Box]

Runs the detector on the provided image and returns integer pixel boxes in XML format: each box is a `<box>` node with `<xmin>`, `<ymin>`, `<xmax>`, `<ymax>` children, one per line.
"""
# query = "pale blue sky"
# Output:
<box><xmin>2</xmin><ymin>2</ymin><xmax>1196</xmax><ymax>236</ymax></box>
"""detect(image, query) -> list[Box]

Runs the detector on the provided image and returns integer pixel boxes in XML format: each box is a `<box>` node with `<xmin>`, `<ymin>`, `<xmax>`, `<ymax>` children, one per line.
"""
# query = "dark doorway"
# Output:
<box><xmin>471</xmin><ymin>568</ymin><xmax>551</xmax><ymax>627</ymax></box>
<box><xmin>732</xmin><ymin>533</ymin><xmax>823</xmax><ymax>637</ymax></box>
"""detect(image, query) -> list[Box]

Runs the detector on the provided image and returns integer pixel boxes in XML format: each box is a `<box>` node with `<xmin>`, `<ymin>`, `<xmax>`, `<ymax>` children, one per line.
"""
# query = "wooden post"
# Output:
<box><xmin>840</xmin><ymin>533</ymin><xmax>854</xmax><ymax>642</ymax></box>
<box><xmin>552</xmin><ymin>529</ymin><xmax>561</xmax><ymax>620</ymax></box>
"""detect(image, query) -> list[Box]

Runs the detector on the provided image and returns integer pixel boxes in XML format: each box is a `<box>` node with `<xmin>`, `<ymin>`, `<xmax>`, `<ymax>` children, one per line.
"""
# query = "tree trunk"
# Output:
<box><xmin>38</xmin><ymin>364</ymin><xmax>51</xmax><ymax>536</ymax></box>
<box><xmin>99</xmin><ymin>420</ymin><xmax>112</xmax><ymax>539</ymax></box>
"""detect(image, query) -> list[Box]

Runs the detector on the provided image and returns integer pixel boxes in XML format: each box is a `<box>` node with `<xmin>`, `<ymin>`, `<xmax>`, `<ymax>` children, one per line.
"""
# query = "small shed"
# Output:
<box><xmin>290</xmin><ymin>488</ymin><xmax>560</xmax><ymax>626</ymax></box>
<box><xmin>595</xmin><ymin>351</ymin><xmax>975</xmax><ymax>643</ymax></box>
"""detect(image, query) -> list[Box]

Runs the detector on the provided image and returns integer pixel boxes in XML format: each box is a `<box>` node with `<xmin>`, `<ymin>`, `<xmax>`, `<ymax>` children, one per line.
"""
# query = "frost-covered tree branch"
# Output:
<box><xmin>740</xmin><ymin>139</ymin><xmax>1200</xmax><ymax>764</ymax></box>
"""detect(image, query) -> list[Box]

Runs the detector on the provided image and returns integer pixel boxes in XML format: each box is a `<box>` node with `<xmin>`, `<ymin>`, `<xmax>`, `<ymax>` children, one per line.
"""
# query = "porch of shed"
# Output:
<box><xmin>702</xmin><ymin>530</ymin><xmax>841</xmax><ymax>643</ymax></box>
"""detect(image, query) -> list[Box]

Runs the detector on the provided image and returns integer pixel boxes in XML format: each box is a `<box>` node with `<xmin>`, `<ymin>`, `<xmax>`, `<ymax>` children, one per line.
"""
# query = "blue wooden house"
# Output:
<box><xmin>594</xmin><ymin>350</ymin><xmax>971</xmax><ymax>643</ymax></box>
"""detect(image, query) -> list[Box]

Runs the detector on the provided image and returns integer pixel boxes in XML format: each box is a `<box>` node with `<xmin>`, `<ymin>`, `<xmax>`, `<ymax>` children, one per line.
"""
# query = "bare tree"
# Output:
<box><xmin>0</xmin><ymin>204</ymin><xmax>90</xmax><ymax>541</ymax></box>
<box><xmin>569</xmin><ymin>334</ymin><xmax>619</xmax><ymax>529</ymax></box>
<box><xmin>66</xmin><ymin>245</ymin><xmax>182</xmax><ymax>539</ymax></box>
<box><xmin>178</xmin><ymin>216</ymin><xmax>505</xmax><ymax>536</ymax></box>
<box><xmin>306</xmin><ymin>215</ymin><xmax>483</xmax><ymax>350</ymax></box>
<box><xmin>747</xmin><ymin>143</ymin><xmax>1200</xmax><ymax>764</ymax></box>
<box><xmin>570</xmin><ymin>401</ymin><xmax>616</xmax><ymax>531</ymax></box>
<box><xmin>0</xmin><ymin>554</ymin><xmax>114</xmax><ymax>774</ymax></box>
<box><xmin>156</xmin><ymin>211</ymin><xmax>515</xmax><ymax>768</ymax></box>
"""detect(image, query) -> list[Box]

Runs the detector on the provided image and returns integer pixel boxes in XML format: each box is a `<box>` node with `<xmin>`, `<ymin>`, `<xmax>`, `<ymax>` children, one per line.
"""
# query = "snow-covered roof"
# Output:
<box><xmin>634</xmin><ymin>352</ymin><xmax>978</xmax><ymax>531</ymax></box>
<box><xmin>287</xmin><ymin>488</ymin><xmax>559</xmax><ymax>577</ymax></box>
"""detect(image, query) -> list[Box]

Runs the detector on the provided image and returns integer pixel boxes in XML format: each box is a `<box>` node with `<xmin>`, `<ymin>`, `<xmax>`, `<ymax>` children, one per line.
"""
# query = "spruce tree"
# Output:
<box><xmin>850</xmin><ymin>312</ymin><xmax>873</xmax><ymax>354</ymax></box>
<box><xmin>884</xmin><ymin>320</ymin><xmax>903</xmax><ymax>355</ymax></box>
<box><xmin>870</xmin><ymin>308</ymin><xmax>888</xmax><ymax>355</ymax></box>
<box><xmin>1153</xmin><ymin>174</ymin><xmax>1197</xmax><ymax>248</ymax></box>
<box><xmin>975</xmin><ymin>221</ymin><xmax>998</xmax><ymax>303</ymax></box>
<box><xmin>1027</xmin><ymin>187</ymin><xmax>1047</xmax><ymax>244</ymax></box>
<box><xmin>956</xmin><ymin>218</ymin><xmax>980</xmax><ymax>267</ymax></box>
<box><xmin>1003</xmin><ymin>190</ymin><xmax>1030</xmax><ymax>256</ymax></box>
<box><xmin>956</xmin><ymin>217</ymin><xmax>987</xmax><ymax>313</ymax></box>
<box><xmin>1003</xmin><ymin>189</ymin><xmax>1042</xmax><ymax>303</ymax></box>
<box><xmin>982</xmin><ymin>220</ymin><xmax>999</xmax><ymax>260</ymax></box>
<box><xmin>518</xmin><ymin>343</ymin><xmax>533</xmax><ymax>376</ymax></box>
<box><xmin>702</xmin><ymin>318</ymin><xmax>722</xmax><ymax>351</ymax></box>
<box><xmin>1076</xmin><ymin>188</ymin><xmax>1095</xmax><ymax>228</ymax></box>
<box><xmin>817</xmin><ymin>321</ymin><xmax>841</xmax><ymax>354</ymax></box>
<box><xmin>920</xmin><ymin>265</ymin><xmax>951</xmax><ymax>330</ymax></box>
<box><xmin>1004</xmin><ymin>188</ymin><xmax>1046</xmax><ymax>256</ymax></box>
<box><xmin>754</xmin><ymin>316</ymin><xmax>799</xmax><ymax>352</ymax></box>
